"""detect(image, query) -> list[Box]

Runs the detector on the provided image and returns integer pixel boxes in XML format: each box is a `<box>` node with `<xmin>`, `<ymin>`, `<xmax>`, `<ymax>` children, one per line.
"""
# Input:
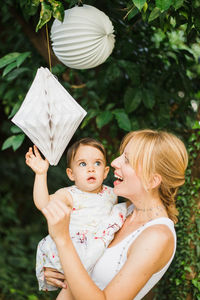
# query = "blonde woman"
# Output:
<box><xmin>42</xmin><ymin>129</ymin><xmax>188</xmax><ymax>300</ymax></box>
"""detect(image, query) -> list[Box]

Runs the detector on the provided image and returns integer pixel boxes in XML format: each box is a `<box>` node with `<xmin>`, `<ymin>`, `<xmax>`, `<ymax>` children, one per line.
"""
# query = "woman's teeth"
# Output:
<box><xmin>114</xmin><ymin>174</ymin><xmax>123</xmax><ymax>181</ymax></box>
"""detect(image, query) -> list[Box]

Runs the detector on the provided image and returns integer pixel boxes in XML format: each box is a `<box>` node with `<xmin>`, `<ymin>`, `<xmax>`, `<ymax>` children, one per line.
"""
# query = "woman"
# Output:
<box><xmin>42</xmin><ymin>129</ymin><xmax>188</xmax><ymax>300</ymax></box>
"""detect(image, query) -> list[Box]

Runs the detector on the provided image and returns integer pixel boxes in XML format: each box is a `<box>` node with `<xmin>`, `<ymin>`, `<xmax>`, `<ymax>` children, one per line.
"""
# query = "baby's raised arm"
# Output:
<box><xmin>25</xmin><ymin>145</ymin><xmax>72</xmax><ymax>211</ymax></box>
<box><xmin>26</xmin><ymin>145</ymin><xmax>50</xmax><ymax>210</ymax></box>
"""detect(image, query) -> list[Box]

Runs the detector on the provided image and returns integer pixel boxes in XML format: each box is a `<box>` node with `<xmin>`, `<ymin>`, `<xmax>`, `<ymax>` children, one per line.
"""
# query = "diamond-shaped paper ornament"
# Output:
<box><xmin>11</xmin><ymin>67</ymin><xmax>87</xmax><ymax>165</ymax></box>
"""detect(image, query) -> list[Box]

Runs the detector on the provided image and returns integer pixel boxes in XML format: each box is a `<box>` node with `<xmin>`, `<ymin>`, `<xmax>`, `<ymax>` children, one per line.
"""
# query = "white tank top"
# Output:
<box><xmin>91</xmin><ymin>216</ymin><xmax>176</xmax><ymax>300</ymax></box>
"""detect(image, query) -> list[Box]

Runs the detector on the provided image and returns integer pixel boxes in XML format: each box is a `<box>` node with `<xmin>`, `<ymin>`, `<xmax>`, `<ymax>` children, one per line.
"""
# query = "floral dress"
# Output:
<box><xmin>36</xmin><ymin>185</ymin><xmax>127</xmax><ymax>291</ymax></box>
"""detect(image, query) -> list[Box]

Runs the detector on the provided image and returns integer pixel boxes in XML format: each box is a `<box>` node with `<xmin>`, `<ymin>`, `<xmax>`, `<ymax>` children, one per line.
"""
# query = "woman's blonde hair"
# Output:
<box><xmin>120</xmin><ymin>129</ymin><xmax>188</xmax><ymax>223</ymax></box>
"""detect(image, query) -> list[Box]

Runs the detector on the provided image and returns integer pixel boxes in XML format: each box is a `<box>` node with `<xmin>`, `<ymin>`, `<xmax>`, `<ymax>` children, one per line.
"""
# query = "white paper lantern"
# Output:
<box><xmin>51</xmin><ymin>5</ymin><xmax>115</xmax><ymax>69</ymax></box>
<box><xmin>11</xmin><ymin>67</ymin><xmax>87</xmax><ymax>165</ymax></box>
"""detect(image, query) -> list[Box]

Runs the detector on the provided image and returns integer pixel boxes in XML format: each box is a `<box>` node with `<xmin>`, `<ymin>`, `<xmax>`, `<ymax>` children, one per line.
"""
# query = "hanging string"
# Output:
<box><xmin>46</xmin><ymin>23</ymin><xmax>52</xmax><ymax>72</ymax></box>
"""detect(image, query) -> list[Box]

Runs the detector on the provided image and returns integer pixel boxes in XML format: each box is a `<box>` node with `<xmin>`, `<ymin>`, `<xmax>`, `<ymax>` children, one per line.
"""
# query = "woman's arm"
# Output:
<box><xmin>42</xmin><ymin>200</ymin><xmax>174</xmax><ymax>300</ymax></box>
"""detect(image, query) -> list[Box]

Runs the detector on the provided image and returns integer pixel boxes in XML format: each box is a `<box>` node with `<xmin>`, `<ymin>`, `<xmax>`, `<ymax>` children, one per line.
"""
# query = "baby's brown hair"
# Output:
<box><xmin>67</xmin><ymin>138</ymin><xmax>107</xmax><ymax>167</ymax></box>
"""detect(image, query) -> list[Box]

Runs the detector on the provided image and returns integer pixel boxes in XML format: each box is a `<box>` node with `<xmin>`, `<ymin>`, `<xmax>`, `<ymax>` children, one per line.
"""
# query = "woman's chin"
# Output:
<box><xmin>113</xmin><ymin>184</ymin><xmax>123</xmax><ymax>196</ymax></box>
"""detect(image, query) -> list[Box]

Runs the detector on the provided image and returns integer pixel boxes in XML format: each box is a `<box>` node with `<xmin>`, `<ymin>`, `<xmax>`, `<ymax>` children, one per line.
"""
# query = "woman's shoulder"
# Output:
<box><xmin>135</xmin><ymin>218</ymin><xmax>175</xmax><ymax>250</ymax></box>
<box><xmin>128</xmin><ymin>219</ymin><xmax>175</xmax><ymax>272</ymax></box>
<box><xmin>140</xmin><ymin>222</ymin><xmax>174</xmax><ymax>245</ymax></box>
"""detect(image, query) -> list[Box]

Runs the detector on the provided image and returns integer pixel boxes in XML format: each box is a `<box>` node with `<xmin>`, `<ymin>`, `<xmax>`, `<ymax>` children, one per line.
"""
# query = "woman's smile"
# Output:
<box><xmin>113</xmin><ymin>173</ymin><xmax>123</xmax><ymax>186</ymax></box>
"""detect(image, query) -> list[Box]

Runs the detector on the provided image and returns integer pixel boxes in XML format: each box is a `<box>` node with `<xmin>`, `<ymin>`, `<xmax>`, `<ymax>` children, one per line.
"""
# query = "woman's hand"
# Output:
<box><xmin>44</xmin><ymin>267</ymin><xmax>67</xmax><ymax>289</ymax></box>
<box><xmin>25</xmin><ymin>145</ymin><xmax>49</xmax><ymax>174</ymax></box>
<box><xmin>42</xmin><ymin>199</ymin><xmax>71</xmax><ymax>244</ymax></box>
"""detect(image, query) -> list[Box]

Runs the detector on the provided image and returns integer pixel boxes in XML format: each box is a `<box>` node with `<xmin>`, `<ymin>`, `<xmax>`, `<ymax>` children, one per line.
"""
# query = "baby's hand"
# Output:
<box><xmin>25</xmin><ymin>145</ymin><xmax>49</xmax><ymax>175</ymax></box>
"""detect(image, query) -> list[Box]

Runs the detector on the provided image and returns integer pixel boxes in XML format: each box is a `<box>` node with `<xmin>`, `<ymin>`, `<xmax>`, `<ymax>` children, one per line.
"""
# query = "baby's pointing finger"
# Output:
<box><xmin>33</xmin><ymin>145</ymin><xmax>41</xmax><ymax>158</ymax></box>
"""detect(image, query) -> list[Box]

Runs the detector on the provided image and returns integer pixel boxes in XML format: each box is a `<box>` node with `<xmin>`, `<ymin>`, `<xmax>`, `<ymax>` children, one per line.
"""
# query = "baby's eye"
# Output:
<box><xmin>79</xmin><ymin>162</ymin><xmax>86</xmax><ymax>167</ymax></box>
<box><xmin>95</xmin><ymin>161</ymin><xmax>101</xmax><ymax>166</ymax></box>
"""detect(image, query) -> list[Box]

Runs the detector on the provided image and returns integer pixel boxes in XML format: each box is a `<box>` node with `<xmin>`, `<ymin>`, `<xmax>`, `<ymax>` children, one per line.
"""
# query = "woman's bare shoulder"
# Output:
<box><xmin>128</xmin><ymin>223</ymin><xmax>175</xmax><ymax>271</ymax></box>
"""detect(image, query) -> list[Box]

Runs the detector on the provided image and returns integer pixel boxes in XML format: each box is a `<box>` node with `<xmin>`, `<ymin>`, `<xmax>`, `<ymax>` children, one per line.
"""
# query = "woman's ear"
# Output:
<box><xmin>151</xmin><ymin>174</ymin><xmax>162</xmax><ymax>189</ymax></box>
<box><xmin>103</xmin><ymin>166</ymin><xmax>110</xmax><ymax>180</ymax></box>
<box><xmin>66</xmin><ymin>168</ymin><xmax>75</xmax><ymax>181</ymax></box>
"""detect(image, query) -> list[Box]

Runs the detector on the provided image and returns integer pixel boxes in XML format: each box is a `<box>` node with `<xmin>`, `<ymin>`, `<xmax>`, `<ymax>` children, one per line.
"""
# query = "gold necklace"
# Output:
<box><xmin>135</xmin><ymin>205</ymin><xmax>165</xmax><ymax>212</ymax></box>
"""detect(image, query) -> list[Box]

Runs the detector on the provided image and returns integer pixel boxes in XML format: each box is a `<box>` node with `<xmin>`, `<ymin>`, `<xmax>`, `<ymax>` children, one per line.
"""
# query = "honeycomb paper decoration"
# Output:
<box><xmin>11</xmin><ymin>67</ymin><xmax>87</xmax><ymax>165</ymax></box>
<box><xmin>51</xmin><ymin>5</ymin><xmax>115</xmax><ymax>69</ymax></box>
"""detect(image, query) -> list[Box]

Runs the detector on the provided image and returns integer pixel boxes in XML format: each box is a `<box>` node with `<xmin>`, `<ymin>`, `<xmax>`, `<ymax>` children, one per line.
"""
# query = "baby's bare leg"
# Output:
<box><xmin>56</xmin><ymin>287</ymin><xmax>75</xmax><ymax>300</ymax></box>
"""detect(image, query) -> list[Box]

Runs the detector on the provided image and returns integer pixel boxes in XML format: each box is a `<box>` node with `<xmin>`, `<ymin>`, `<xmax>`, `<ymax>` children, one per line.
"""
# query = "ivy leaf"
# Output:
<box><xmin>113</xmin><ymin>110</ymin><xmax>132</xmax><ymax>132</ymax></box>
<box><xmin>96</xmin><ymin>111</ymin><xmax>113</xmax><ymax>129</ymax></box>
<box><xmin>48</xmin><ymin>0</ymin><xmax>64</xmax><ymax>22</ymax></box>
<box><xmin>0</xmin><ymin>53</ymin><xmax>20</xmax><ymax>69</ymax></box>
<box><xmin>132</xmin><ymin>0</ymin><xmax>146</xmax><ymax>11</ymax></box>
<box><xmin>149</xmin><ymin>7</ymin><xmax>161</xmax><ymax>22</ymax></box>
<box><xmin>36</xmin><ymin>1</ymin><xmax>52</xmax><ymax>32</ymax></box>
<box><xmin>124</xmin><ymin>88</ymin><xmax>142</xmax><ymax>113</ymax></box>
<box><xmin>155</xmin><ymin>0</ymin><xmax>173</xmax><ymax>11</ymax></box>
<box><xmin>2</xmin><ymin>134</ymin><xmax>25</xmax><ymax>151</ymax></box>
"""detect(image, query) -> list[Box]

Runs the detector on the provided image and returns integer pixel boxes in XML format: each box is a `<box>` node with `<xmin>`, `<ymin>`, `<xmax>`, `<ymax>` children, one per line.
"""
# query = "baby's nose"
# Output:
<box><xmin>88</xmin><ymin>165</ymin><xmax>95</xmax><ymax>172</ymax></box>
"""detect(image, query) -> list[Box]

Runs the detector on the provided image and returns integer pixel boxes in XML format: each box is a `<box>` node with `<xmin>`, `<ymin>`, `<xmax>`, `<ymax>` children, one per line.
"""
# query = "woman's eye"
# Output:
<box><xmin>79</xmin><ymin>162</ymin><xmax>86</xmax><ymax>167</ymax></box>
<box><xmin>95</xmin><ymin>161</ymin><xmax>101</xmax><ymax>166</ymax></box>
<box><xmin>125</xmin><ymin>156</ymin><xmax>129</xmax><ymax>163</ymax></box>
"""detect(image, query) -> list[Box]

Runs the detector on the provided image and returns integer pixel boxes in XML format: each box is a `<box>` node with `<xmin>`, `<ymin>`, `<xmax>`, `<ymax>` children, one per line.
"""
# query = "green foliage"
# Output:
<box><xmin>2</xmin><ymin>133</ymin><xmax>25</xmax><ymax>151</ymax></box>
<box><xmin>132</xmin><ymin>0</ymin><xmax>146</xmax><ymax>11</ymax></box>
<box><xmin>0</xmin><ymin>51</ymin><xmax>36</xmax><ymax>152</ymax></box>
<box><xmin>156</xmin><ymin>0</ymin><xmax>173</xmax><ymax>11</ymax></box>
<box><xmin>0</xmin><ymin>149</ymin><xmax>62</xmax><ymax>299</ymax></box>
<box><xmin>1</xmin><ymin>1</ymin><xmax>200</xmax><ymax>153</ymax></box>
<box><xmin>35</xmin><ymin>0</ymin><xmax>64</xmax><ymax>31</ymax></box>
